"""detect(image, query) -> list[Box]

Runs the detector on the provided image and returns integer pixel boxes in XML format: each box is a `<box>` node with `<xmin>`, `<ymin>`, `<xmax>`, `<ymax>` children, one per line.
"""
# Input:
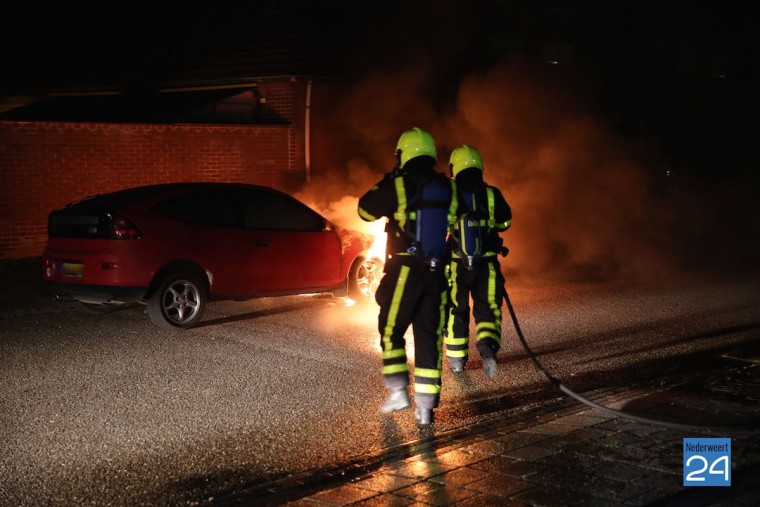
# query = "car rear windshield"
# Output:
<box><xmin>66</xmin><ymin>185</ymin><xmax>182</xmax><ymax>212</ymax></box>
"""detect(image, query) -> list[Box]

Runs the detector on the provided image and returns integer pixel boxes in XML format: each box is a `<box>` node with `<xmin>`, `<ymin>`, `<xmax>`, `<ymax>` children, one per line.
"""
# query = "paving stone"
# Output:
<box><xmin>350</xmin><ymin>474</ymin><xmax>419</xmax><ymax>494</ymax></box>
<box><xmin>521</xmin><ymin>422</ymin><xmax>580</xmax><ymax>435</ymax></box>
<box><xmin>428</xmin><ymin>466</ymin><xmax>493</xmax><ymax>487</ymax></box>
<box><xmin>619</xmin><ymin>424</ymin><xmax>664</xmax><ymax>437</ymax></box>
<box><xmin>301</xmin><ymin>483</ymin><xmax>379</xmax><ymax>505</ymax></box>
<box><xmin>392</xmin><ymin>480</ymin><xmax>446</xmax><ymax>500</ymax></box>
<box><xmin>462</xmin><ymin>475</ymin><xmax>536</xmax><ymax>497</ymax></box>
<box><xmin>581</xmin><ymin>441</ymin><xmax>651</xmax><ymax>464</ymax></box>
<box><xmin>585</xmin><ymin>461</ymin><xmax>671</xmax><ymax>484</ymax></box>
<box><xmin>602</xmin><ymin>430</ymin><xmax>650</xmax><ymax>447</ymax></box>
<box><xmin>536</xmin><ymin>433</ymin><xmax>586</xmax><ymax>452</ymax></box>
<box><xmin>503</xmin><ymin>444</ymin><xmax>557</xmax><ymax>461</ymax></box>
<box><xmin>467</xmin><ymin>454</ymin><xmax>555</xmax><ymax>480</ymax></box>
<box><xmin>414</xmin><ymin>484</ymin><xmax>479</xmax><ymax>505</ymax></box>
<box><xmin>594</xmin><ymin>419</ymin><xmax>642</xmax><ymax>432</ymax></box>
<box><xmin>455</xmin><ymin>493</ymin><xmax>531</xmax><ymax>506</ymax></box>
<box><xmin>559</xmin><ymin>426</ymin><xmax>619</xmax><ymax>441</ymax></box>
<box><xmin>512</xmin><ymin>484</ymin><xmax>614</xmax><ymax>507</ymax></box>
<box><xmin>622</xmin><ymin>488</ymin><xmax>680</xmax><ymax>506</ymax></box>
<box><xmin>520</xmin><ymin>466</ymin><xmax>652</xmax><ymax>503</ymax></box>
<box><xmin>385</xmin><ymin>459</ymin><xmax>452</xmax><ymax>480</ymax></box>
<box><xmin>459</xmin><ymin>438</ymin><xmax>536</xmax><ymax>456</ymax></box>
<box><xmin>465</xmin><ymin>455</ymin><xmax>519</xmax><ymax>474</ymax></box>
<box><xmin>492</xmin><ymin>430</ymin><xmax>553</xmax><ymax>449</ymax></box>
<box><xmin>432</xmin><ymin>448</ymin><xmax>491</xmax><ymax>468</ymax></box>
<box><xmin>283</xmin><ymin>499</ymin><xmax>323</xmax><ymax>506</ymax></box>
<box><xmin>550</xmin><ymin>413</ymin><xmax>611</xmax><ymax>427</ymax></box>
<box><xmin>350</xmin><ymin>493</ymin><xmax>416</xmax><ymax>506</ymax></box>
<box><xmin>577</xmin><ymin>409</ymin><xmax>618</xmax><ymax>421</ymax></box>
<box><xmin>537</xmin><ymin>450</ymin><xmax>604</xmax><ymax>471</ymax></box>
<box><xmin>627</xmin><ymin>469</ymin><xmax>681</xmax><ymax>490</ymax></box>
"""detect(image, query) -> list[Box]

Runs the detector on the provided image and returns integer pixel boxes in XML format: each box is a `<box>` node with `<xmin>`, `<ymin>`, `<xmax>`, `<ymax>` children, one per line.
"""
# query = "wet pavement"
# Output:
<box><xmin>213</xmin><ymin>342</ymin><xmax>760</xmax><ymax>507</ymax></box>
<box><xmin>3</xmin><ymin>258</ymin><xmax>759</xmax><ymax>506</ymax></box>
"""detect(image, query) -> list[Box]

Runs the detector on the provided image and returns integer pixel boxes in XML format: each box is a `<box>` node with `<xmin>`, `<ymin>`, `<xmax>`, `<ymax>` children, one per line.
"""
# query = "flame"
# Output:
<box><xmin>366</xmin><ymin>219</ymin><xmax>387</xmax><ymax>261</ymax></box>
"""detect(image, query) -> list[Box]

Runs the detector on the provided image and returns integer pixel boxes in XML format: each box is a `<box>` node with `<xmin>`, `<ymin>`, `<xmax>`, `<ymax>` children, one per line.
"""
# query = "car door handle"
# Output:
<box><xmin>254</xmin><ymin>238</ymin><xmax>270</xmax><ymax>247</ymax></box>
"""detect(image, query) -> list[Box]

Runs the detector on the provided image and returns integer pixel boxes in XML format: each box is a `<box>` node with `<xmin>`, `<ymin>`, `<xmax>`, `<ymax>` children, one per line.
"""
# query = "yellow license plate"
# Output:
<box><xmin>61</xmin><ymin>262</ymin><xmax>84</xmax><ymax>277</ymax></box>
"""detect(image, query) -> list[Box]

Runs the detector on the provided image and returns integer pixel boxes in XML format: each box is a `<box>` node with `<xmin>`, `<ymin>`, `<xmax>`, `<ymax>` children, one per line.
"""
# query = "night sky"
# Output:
<box><xmin>2</xmin><ymin>1</ymin><xmax>757</xmax><ymax>182</ymax></box>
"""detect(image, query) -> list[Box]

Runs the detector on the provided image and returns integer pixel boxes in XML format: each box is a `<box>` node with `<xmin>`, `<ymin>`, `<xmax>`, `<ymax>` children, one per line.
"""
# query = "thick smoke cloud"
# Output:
<box><xmin>298</xmin><ymin>59</ymin><xmax>686</xmax><ymax>282</ymax></box>
<box><xmin>439</xmin><ymin>62</ymin><xmax>679</xmax><ymax>281</ymax></box>
<box><xmin>297</xmin><ymin>0</ymin><xmax>760</xmax><ymax>282</ymax></box>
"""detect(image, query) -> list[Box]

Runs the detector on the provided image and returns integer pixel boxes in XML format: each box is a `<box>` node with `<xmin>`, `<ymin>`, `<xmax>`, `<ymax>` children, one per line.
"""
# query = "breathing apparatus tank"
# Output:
<box><xmin>456</xmin><ymin>192</ymin><xmax>485</xmax><ymax>270</ymax></box>
<box><xmin>409</xmin><ymin>179</ymin><xmax>452</xmax><ymax>271</ymax></box>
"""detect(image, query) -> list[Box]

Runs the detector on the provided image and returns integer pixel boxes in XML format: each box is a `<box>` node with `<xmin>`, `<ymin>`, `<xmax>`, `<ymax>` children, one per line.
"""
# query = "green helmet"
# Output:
<box><xmin>395</xmin><ymin>127</ymin><xmax>437</xmax><ymax>169</ymax></box>
<box><xmin>449</xmin><ymin>144</ymin><xmax>483</xmax><ymax>177</ymax></box>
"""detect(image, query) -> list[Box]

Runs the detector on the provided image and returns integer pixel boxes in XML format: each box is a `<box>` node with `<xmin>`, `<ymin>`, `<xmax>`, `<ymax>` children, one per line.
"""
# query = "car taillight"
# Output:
<box><xmin>107</xmin><ymin>214</ymin><xmax>141</xmax><ymax>240</ymax></box>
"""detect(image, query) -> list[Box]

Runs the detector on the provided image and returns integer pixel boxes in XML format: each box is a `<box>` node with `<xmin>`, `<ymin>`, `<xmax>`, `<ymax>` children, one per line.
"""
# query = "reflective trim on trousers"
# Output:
<box><xmin>381</xmin><ymin>265</ymin><xmax>410</xmax><ymax>382</ymax></box>
<box><xmin>381</xmin><ymin>265</ymin><xmax>410</xmax><ymax>351</ymax></box>
<box><xmin>435</xmin><ymin>280</ymin><xmax>447</xmax><ymax>370</ymax></box>
<box><xmin>382</xmin><ymin>362</ymin><xmax>409</xmax><ymax>375</ymax></box>
<box><xmin>445</xmin><ymin>336</ymin><xmax>468</xmax><ymax>359</ymax></box>
<box><xmin>414</xmin><ymin>366</ymin><xmax>442</xmax><ymax>396</ymax></box>
<box><xmin>476</xmin><ymin>320</ymin><xmax>501</xmax><ymax>343</ymax></box>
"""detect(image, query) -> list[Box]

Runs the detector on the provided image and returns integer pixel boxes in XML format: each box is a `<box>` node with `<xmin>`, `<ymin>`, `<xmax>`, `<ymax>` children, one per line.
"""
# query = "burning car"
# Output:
<box><xmin>43</xmin><ymin>182</ymin><xmax>380</xmax><ymax>329</ymax></box>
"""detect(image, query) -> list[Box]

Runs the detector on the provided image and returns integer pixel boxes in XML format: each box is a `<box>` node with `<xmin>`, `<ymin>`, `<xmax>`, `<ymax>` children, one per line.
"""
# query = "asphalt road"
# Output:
<box><xmin>1</xmin><ymin>260</ymin><xmax>759</xmax><ymax>506</ymax></box>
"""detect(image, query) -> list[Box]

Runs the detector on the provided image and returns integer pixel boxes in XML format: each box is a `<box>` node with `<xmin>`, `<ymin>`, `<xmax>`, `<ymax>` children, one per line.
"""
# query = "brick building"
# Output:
<box><xmin>0</xmin><ymin>1</ymin><xmax>361</xmax><ymax>260</ymax></box>
<box><xmin>0</xmin><ymin>77</ymin><xmax>346</xmax><ymax>259</ymax></box>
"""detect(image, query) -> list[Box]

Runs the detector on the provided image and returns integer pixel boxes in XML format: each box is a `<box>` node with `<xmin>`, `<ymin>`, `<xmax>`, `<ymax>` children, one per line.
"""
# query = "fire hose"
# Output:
<box><xmin>502</xmin><ymin>282</ymin><xmax>736</xmax><ymax>432</ymax></box>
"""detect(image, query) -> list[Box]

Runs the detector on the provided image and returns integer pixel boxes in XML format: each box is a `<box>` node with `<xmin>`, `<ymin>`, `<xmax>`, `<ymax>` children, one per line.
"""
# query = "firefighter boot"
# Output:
<box><xmin>380</xmin><ymin>387</ymin><xmax>410</xmax><ymax>413</ymax></box>
<box><xmin>448</xmin><ymin>358</ymin><xmax>466</xmax><ymax>373</ymax></box>
<box><xmin>478</xmin><ymin>341</ymin><xmax>499</xmax><ymax>378</ymax></box>
<box><xmin>415</xmin><ymin>406</ymin><xmax>434</xmax><ymax>426</ymax></box>
<box><xmin>482</xmin><ymin>356</ymin><xmax>499</xmax><ymax>377</ymax></box>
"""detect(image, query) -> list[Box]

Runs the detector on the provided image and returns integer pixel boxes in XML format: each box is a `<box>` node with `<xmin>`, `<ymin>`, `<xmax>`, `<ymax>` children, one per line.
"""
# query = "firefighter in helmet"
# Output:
<box><xmin>358</xmin><ymin>127</ymin><xmax>458</xmax><ymax>426</ymax></box>
<box><xmin>445</xmin><ymin>145</ymin><xmax>512</xmax><ymax>376</ymax></box>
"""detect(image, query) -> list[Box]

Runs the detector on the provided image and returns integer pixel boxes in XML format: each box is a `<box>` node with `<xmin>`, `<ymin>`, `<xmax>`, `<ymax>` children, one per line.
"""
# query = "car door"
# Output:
<box><xmin>235</xmin><ymin>188</ymin><xmax>343</xmax><ymax>291</ymax></box>
<box><xmin>152</xmin><ymin>187</ymin><xmax>277</xmax><ymax>297</ymax></box>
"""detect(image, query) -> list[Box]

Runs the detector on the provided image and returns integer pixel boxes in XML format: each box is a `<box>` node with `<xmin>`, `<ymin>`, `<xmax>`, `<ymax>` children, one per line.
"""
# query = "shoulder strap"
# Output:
<box><xmin>484</xmin><ymin>187</ymin><xmax>496</xmax><ymax>229</ymax></box>
<box><xmin>392</xmin><ymin>176</ymin><xmax>408</xmax><ymax>230</ymax></box>
<box><xmin>447</xmin><ymin>178</ymin><xmax>458</xmax><ymax>225</ymax></box>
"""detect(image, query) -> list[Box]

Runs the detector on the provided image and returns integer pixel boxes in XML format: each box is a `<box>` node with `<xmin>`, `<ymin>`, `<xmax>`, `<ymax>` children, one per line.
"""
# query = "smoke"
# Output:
<box><xmin>437</xmin><ymin>63</ymin><xmax>681</xmax><ymax>281</ymax></box>
<box><xmin>295</xmin><ymin>65</ymin><xmax>440</xmax><ymax>238</ymax></box>
<box><xmin>295</xmin><ymin>57</ymin><xmax>692</xmax><ymax>283</ymax></box>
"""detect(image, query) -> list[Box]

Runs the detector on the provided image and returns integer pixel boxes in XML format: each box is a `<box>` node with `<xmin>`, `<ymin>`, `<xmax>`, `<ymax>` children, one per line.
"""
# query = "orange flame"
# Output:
<box><xmin>366</xmin><ymin>219</ymin><xmax>387</xmax><ymax>262</ymax></box>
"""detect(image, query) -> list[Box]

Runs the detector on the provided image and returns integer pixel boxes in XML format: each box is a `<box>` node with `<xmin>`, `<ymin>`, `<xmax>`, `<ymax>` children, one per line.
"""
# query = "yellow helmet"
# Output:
<box><xmin>449</xmin><ymin>144</ymin><xmax>483</xmax><ymax>177</ymax></box>
<box><xmin>395</xmin><ymin>127</ymin><xmax>437</xmax><ymax>169</ymax></box>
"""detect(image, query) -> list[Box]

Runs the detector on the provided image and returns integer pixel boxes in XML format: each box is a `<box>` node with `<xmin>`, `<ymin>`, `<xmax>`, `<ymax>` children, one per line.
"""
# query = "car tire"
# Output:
<box><xmin>347</xmin><ymin>255</ymin><xmax>383</xmax><ymax>303</ymax></box>
<box><xmin>147</xmin><ymin>273</ymin><xmax>206</xmax><ymax>330</ymax></box>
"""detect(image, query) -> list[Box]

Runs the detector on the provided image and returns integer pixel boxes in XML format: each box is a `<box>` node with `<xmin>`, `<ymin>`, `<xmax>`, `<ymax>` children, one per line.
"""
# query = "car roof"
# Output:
<box><xmin>64</xmin><ymin>182</ymin><xmax>285</xmax><ymax>211</ymax></box>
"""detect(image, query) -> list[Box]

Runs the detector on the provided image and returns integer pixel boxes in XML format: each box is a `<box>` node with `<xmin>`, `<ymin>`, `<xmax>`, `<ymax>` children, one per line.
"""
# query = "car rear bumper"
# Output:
<box><xmin>43</xmin><ymin>248</ymin><xmax>155</xmax><ymax>287</ymax></box>
<box><xmin>51</xmin><ymin>282</ymin><xmax>147</xmax><ymax>304</ymax></box>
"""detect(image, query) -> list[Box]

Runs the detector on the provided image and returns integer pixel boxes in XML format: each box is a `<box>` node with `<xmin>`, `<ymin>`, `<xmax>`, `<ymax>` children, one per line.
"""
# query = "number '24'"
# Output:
<box><xmin>685</xmin><ymin>455</ymin><xmax>729</xmax><ymax>482</ymax></box>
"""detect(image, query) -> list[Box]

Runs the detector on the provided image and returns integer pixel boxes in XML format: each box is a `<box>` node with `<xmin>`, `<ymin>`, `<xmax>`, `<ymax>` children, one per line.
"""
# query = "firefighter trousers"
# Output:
<box><xmin>445</xmin><ymin>258</ymin><xmax>505</xmax><ymax>366</ymax></box>
<box><xmin>375</xmin><ymin>256</ymin><xmax>448</xmax><ymax>410</ymax></box>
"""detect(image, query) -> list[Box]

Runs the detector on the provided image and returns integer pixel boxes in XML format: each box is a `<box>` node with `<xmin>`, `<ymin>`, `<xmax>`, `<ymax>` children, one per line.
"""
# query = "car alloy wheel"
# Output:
<box><xmin>348</xmin><ymin>255</ymin><xmax>383</xmax><ymax>302</ymax></box>
<box><xmin>147</xmin><ymin>273</ymin><xmax>206</xmax><ymax>329</ymax></box>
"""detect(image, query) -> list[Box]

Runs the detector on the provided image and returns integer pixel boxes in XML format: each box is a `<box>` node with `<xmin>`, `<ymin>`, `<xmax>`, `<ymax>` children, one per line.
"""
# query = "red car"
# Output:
<box><xmin>43</xmin><ymin>182</ymin><xmax>380</xmax><ymax>329</ymax></box>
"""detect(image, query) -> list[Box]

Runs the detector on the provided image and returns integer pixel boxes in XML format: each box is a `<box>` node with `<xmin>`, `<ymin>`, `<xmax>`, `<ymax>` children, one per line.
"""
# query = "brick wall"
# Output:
<box><xmin>0</xmin><ymin>121</ymin><xmax>298</xmax><ymax>259</ymax></box>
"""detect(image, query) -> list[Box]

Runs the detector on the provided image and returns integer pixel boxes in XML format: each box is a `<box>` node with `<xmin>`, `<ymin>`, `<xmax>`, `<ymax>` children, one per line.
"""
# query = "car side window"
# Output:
<box><xmin>237</xmin><ymin>189</ymin><xmax>325</xmax><ymax>231</ymax></box>
<box><xmin>153</xmin><ymin>189</ymin><xmax>240</xmax><ymax>227</ymax></box>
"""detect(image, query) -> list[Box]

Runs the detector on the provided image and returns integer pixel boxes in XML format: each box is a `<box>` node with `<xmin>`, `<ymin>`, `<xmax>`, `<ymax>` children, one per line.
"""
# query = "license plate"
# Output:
<box><xmin>61</xmin><ymin>262</ymin><xmax>85</xmax><ymax>278</ymax></box>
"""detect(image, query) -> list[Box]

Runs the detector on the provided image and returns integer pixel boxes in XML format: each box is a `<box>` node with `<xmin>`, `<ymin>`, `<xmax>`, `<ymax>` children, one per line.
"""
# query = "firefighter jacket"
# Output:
<box><xmin>451</xmin><ymin>170</ymin><xmax>512</xmax><ymax>257</ymax></box>
<box><xmin>358</xmin><ymin>166</ymin><xmax>458</xmax><ymax>259</ymax></box>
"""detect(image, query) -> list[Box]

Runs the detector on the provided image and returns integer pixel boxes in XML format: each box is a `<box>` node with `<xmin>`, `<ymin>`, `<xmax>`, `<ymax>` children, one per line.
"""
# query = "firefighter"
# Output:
<box><xmin>445</xmin><ymin>145</ymin><xmax>512</xmax><ymax>376</ymax></box>
<box><xmin>358</xmin><ymin>127</ymin><xmax>458</xmax><ymax>426</ymax></box>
